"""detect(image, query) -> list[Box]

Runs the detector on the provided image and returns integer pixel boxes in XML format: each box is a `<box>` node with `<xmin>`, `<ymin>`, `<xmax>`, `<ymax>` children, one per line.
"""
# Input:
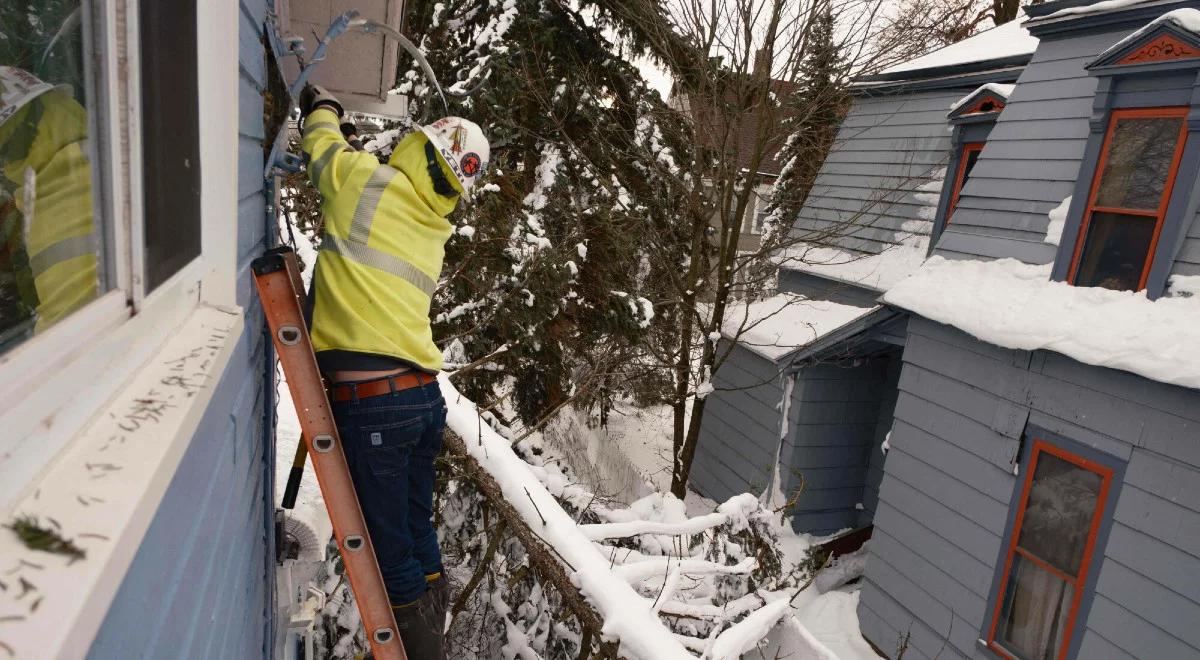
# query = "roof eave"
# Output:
<box><xmin>849</xmin><ymin>58</ymin><xmax>1030</xmax><ymax>95</ymax></box>
<box><xmin>1024</xmin><ymin>0</ymin><xmax>1196</xmax><ymax>37</ymax></box>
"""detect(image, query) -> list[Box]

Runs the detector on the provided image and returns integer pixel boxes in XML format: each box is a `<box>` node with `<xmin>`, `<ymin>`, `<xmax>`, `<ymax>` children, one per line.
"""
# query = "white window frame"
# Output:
<box><xmin>0</xmin><ymin>2</ymin><xmax>246</xmax><ymax>656</ymax></box>
<box><xmin>0</xmin><ymin>0</ymin><xmax>242</xmax><ymax>520</ymax></box>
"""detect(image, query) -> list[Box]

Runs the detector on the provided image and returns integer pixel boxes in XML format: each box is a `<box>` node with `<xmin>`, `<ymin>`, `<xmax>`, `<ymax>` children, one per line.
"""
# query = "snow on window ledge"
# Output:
<box><xmin>883</xmin><ymin>256</ymin><xmax>1200</xmax><ymax>389</ymax></box>
<box><xmin>0</xmin><ymin>304</ymin><xmax>244</xmax><ymax>660</ymax></box>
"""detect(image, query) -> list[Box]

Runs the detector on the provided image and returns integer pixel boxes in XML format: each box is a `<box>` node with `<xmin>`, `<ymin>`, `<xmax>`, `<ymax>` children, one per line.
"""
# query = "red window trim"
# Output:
<box><xmin>1067</xmin><ymin>106</ymin><xmax>1190</xmax><ymax>291</ymax></box>
<box><xmin>986</xmin><ymin>439</ymin><xmax>1115</xmax><ymax>660</ymax></box>
<box><xmin>962</xmin><ymin>95</ymin><xmax>1006</xmax><ymax>116</ymax></box>
<box><xmin>947</xmin><ymin>142</ymin><xmax>984</xmax><ymax>221</ymax></box>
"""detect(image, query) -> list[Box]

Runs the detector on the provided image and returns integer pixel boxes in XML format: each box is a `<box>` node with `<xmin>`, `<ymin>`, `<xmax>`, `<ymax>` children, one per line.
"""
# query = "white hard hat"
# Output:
<box><xmin>0</xmin><ymin>66</ymin><xmax>70</xmax><ymax>126</ymax></box>
<box><xmin>419</xmin><ymin>116</ymin><xmax>490</xmax><ymax>192</ymax></box>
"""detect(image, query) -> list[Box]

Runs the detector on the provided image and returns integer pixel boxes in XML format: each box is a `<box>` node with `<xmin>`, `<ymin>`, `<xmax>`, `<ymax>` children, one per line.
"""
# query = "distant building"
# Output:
<box><xmin>693</xmin><ymin>1</ymin><xmax>1200</xmax><ymax>658</ymax></box>
<box><xmin>670</xmin><ymin>61</ymin><xmax>796</xmax><ymax>258</ymax></box>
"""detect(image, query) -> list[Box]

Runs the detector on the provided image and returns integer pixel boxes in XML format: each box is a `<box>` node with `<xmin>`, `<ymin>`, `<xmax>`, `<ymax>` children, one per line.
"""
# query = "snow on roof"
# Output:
<box><xmin>875</xmin><ymin>18</ymin><xmax>1037</xmax><ymax>77</ymax></box>
<box><xmin>720</xmin><ymin>293</ymin><xmax>879</xmax><ymax>361</ymax></box>
<box><xmin>949</xmin><ymin>83</ymin><xmax>1016</xmax><ymax>114</ymax></box>
<box><xmin>1095</xmin><ymin>8</ymin><xmax>1200</xmax><ymax>59</ymax></box>
<box><xmin>1042</xmin><ymin>0</ymin><xmax>1153</xmax><ymax>20</ymax></box>
<box><xmin>778</xmin><ymin>225</ymin><xmax>934</xmax><ymax>294</ymax></box>
<box><xmin>883</xmin><ymin>256</ymin><xmax>1200</xmax><ymax>390</ymax></box>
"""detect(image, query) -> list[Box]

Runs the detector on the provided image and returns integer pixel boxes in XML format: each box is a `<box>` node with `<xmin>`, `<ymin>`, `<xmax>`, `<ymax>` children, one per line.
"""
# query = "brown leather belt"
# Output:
<box><xmin>330</xmin><ymin>371</ymin><xmax>437</xmax><ymax>402</ymax></box>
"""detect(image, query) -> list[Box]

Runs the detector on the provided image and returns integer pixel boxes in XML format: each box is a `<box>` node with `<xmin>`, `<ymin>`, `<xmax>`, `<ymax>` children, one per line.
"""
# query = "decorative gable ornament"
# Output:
<box><xmin>1119</xmin><ymin>34</ymin><xmax>1200</xmax><ymax>65</ymax></box>
<box><xmin>1089</xmin><ymin>9</ymin><xmax>1200</xmax><ymax>70</ymax></box>
<box><xmin>947</xmin><ymin>83</ymin><xmax>1014</xmax><ymax>121</ymax></box>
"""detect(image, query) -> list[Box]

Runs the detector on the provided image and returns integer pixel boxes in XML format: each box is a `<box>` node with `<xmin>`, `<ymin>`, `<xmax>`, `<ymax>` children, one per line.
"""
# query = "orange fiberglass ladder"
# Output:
<box><xmin>253</xmin><ymin>246</ymin><xmax>407</xmax><ymax>660</ymax></box>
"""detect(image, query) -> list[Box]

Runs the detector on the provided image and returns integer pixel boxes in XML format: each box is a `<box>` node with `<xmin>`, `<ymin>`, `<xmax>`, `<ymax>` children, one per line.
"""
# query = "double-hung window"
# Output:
<box><xmin>1050</xmin><ymin>19</ymin><xmax>1200</xmax><ymax>297</ymax></box>
<box><xmin>1068</xmin><ymin>107</ymin><xmax>1188</xmax><ymax>291</ymax></box>
<box><xmin>948</xmin><ymin>142</ymin><xmax>985</xmax><ymax>221</ymax></box>
<box><xmin>987</xmin><ymin>439</ymin><xmax>1115</xmax><ymax>660</ymax></box>
<box><xmin>931</xmin><ymin>85</ymin><xmax>1010</xmax><ymax>250</ymax></box>
<box><xmin>0</xmin><ymin>0</ymin><xmax>226</xmax><ymax>508</ymax></box>
<box><xmin>0</xmin><ymin>1</ymin><xmax>111</xmax><ymax>351</ymax></box>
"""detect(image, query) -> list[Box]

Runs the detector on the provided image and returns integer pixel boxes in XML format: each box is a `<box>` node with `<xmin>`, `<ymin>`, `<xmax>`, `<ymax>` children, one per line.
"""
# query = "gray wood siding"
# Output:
<box><xmin>694</xmin><ymin>340</ymin><xmax>902</xmax><ymax>535</ymax></box>
<box><xmin>786</xmin><ymin>360</ymin><xmax>891</xmax><ymax>534</ymax></box>
<box><xmin>859</xmin><ymin>316</ymin><xmax>1200</xmax><ymax>659</ymax></box>
<box><xmin>793</xmin><ymin>88</ymin><xmax>975</xmax><ymax>256</ymax></box>
<box><xmin>691</xmin><ymin>342</ymin><xmax>786</xmax><ymax>502</ymax></box>
<box><xmin>861</xmin><ymin>353</ymin><xmax>900</xmax><ymax>526</ymax></box>
<box><xmin>936</xmin><ymin>24</ymin><xmax>1200</xmax><ymax>283</ymax></box>
<box><xmin>87</xmin><ymin>1</ymin><xmax>274</xmax><ymax>656</ymax></box>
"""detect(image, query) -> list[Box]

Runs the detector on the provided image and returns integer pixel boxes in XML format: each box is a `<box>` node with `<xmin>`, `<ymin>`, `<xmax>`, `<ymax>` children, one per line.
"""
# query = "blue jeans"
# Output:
<box><xmin>331</xmin><ymin>380</ymin><xmax>446</xmax><ymax>606</ymax></box>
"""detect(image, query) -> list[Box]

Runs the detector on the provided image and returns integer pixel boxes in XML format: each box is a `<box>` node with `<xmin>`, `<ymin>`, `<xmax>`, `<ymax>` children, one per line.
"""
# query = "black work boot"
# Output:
<box><xmin>427</xmin><ymin>573</ymin><xmax>450</xmax><ymax>621</ymax></box>
<box><xmin>393</xmin><ymin>587</ymin><xmax>445</xmax><ymax>660</ymax></box>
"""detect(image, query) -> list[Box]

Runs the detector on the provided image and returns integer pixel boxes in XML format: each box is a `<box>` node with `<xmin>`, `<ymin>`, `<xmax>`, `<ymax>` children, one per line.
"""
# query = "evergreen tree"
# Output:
<box><xmin>402</xmin><ymin>0</ymin><xmax>695</xmax><ymax>424</ymax></box>
<box><xmin>762</xmin><ymin>4</ymin><xmax>848</xmax><ymax>242</ymax></box>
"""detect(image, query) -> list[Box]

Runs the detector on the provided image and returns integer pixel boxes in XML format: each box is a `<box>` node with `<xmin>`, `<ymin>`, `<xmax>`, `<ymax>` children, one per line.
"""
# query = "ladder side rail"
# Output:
<box><xmin>253</xmin><ymin>249</ymin><xmax>406</xmax><ymax>660</ymax></box>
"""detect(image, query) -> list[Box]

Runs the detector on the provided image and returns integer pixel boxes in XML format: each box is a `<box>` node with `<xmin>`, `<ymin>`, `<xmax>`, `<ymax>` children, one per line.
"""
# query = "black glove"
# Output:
<box><xmin>299</xmin><ymin>83</ymin><xmax>343</xmax><ymax>118</ymax></box>
<box><xmin>341</xmin><ymin>121</ymin><xmax>365</xmax><ymax>151</ymax></box>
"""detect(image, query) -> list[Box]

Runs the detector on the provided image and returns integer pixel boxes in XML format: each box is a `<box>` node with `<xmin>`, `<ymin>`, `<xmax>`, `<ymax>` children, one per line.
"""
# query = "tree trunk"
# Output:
<box><xmin>994</xmin><ymin>0</ymin><xmax>1019</xmax><ymax>25</ymax></box>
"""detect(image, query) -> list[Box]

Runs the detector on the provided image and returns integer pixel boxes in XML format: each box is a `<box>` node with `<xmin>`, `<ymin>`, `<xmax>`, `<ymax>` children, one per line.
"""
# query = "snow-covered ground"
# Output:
<box><xmin>274</xmin><ymin>215</ymin><xmax>876</xmax><ymax>659</ymax></box>
<box><xmin>582</xmin><ymin>397</ymin><xmax>880</xmax><ymax>659</ymax></box>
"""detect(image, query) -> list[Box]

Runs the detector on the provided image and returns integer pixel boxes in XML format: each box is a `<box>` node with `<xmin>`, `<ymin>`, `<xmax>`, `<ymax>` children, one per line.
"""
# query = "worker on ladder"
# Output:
<box><xmin>298</xmin><ymin>84</ymin><xmax>489</xmax><ymax>659</ymax></box>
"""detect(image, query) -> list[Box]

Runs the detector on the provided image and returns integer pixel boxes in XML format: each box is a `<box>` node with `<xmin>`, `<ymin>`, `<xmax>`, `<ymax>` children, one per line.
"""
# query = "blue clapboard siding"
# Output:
<box><xmin>87</xmin><ymin>0</ymin><xmax>275</xmax><ymax>657</ymax></box>
<box><xmin>691</xmin><ymin>342</ymin><xmax>785</xmax><ymax>502</ymax></box>
<box><xmin>786</xmin><ymin>360</ymin><xmax>891</xmax><ymax>534</ymax></box>
<box><xmin>937</xmin><ymin>20</ymin><xmax>1200</xmax><ymax>281</ymax></box>
<box><xmin>792</xmin><ymin>87</ymin><xmax>977</xmax><ymax>257</ymax></box>
<box><xmin>692</xmin><ymin>337</ymin><xmax>901</xmax><ymax>535</ymax></box>
<box><xmin>858</xmin><ymin>316</ymin><xmax>1200</xmax><ymax>660</ymax></box>
<box><xmin>935</xmin><ymin>30</ymin><xmax>1108</xmax><ymax>265</ymax></box>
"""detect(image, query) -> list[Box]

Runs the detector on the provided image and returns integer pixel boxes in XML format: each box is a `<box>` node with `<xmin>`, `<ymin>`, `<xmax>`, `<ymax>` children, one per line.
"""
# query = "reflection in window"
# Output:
<box><xmin>990</xmin><ymin>443</ymin><xmax>1112</xmax><ymax>660</ymax></box>
<box><xmin>0</xmin><ymin>1</ymin><xmax>103</xmax><ymax>353</ymax></box>
<box><xmin>140</xmin><ymin>0</ymin><xmax>201</xmax><ymax>291</ymax></box>
<box><xmin>1072</xmin><ymin>109</ymin><xmax>1187</xmax><ymax>291</ymax></box>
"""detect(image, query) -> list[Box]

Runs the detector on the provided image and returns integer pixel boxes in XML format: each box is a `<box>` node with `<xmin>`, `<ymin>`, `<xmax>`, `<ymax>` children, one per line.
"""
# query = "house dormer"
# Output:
<box><xmin>929</xmin><ymin>83</ymin><xmax>1015</xmax><ymax>251</ymax></box>
<box><xmin>1050</xmin><ymin>9</ymin><xmax>1200</xmax><ymax>297</ymax></box>
<box><xmin>947</xmin><ymin>83</ymin><xmax>1012</xmax><ymax>118</ymax></box>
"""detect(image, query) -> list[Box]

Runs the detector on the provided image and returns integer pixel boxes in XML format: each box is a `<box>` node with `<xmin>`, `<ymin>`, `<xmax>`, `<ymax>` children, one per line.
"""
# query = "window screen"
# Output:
<box><xmin>139</xmin><ymin>0</ymin><xmax>201</xmax><ymax>291</ymax></box>
<box><xmin>989</xmin><ymin>442</ymin><xmax>1112</xmax><ymax>660</ymax></box>
<box><xmin>1072</xmin><ymin>109</ymin><xmax>1187</xmax><ymax>292</ymax></box>
<box><xmin>0</xmin><ymin>0</ymin><xmax>106</xmax><ymax>353</ymax></box>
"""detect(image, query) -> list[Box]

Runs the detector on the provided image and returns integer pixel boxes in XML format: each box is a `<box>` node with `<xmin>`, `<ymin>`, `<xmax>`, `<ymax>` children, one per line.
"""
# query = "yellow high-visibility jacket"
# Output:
<box><xmin>301</xmin><ymin>107</ymin><xmax>460</xmax><ymax>372</ymax></box>
<box><xmin>0</xmin><ymin>88</ymin><xmax>98</xmax><ymax>332</ymax></box>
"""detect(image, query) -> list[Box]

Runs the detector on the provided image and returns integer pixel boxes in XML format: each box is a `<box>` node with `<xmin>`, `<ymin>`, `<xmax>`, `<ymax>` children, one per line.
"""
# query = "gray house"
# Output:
<box><xmin>859</xmin><ymin>1</ymin><xmax>1200</xmax><ymax>658</ymax></box>
<box><xmin>690</xmin><ymin>19</ymin><xmax>1038</xmax><ymax>535</ymax></box>
<box><xmin>699</xmin><ymin>1</ymin><xmax>1200</xmax><ymax>658</ymax></box>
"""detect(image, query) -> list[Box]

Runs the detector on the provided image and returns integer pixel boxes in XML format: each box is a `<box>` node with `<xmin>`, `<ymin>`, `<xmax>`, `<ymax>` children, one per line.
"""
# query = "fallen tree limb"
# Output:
<box><xmin>444</xmin><ymin>431</ymin><xmax>620</xmax><ymax>658</ymax></box>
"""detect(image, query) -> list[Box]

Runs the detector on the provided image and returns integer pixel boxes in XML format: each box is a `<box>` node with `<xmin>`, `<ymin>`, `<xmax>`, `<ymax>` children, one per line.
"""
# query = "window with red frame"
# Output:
<box><xmin>947</xmin><ymin>142</ymin><xmax>984</xmax><ymax>221</ymax></box>
<box><xmin>987</xmin><ymin>441</ymin><xmax>1113</xmax><ymax>660</ymax></box>
<box><xmin>1069</xmin><ymin>107</ymin><xmax>1189</xmax><ymax>291</ymax></box>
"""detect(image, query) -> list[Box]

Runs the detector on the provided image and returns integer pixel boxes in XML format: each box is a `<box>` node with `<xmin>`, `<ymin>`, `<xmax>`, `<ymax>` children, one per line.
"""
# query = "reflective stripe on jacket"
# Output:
<box><xmin>301</xmin><ymin>107</ymin><xmax>460</xmax><ymax>372</ymax></box>
<box><xmin>0</xmin><ymin>88</ymin><xmax>98</xmax><ymax>332</ymax></box>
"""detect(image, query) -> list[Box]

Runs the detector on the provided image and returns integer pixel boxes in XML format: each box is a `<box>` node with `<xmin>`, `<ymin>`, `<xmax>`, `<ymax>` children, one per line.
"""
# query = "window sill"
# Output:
<box><xmin>0</xmin><ymin>303</ymin><xmax>243</xmax><ymax>660</ymax></box>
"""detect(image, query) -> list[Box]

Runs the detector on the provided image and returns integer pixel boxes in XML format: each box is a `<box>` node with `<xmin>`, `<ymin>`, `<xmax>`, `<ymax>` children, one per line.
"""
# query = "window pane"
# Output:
<box><xmin>0</xmin><ymin>1</ymin><xmax>105</xmax><ymax>353</ymax></box>
<box><xmin>1074</xmin><ymin>211</ymin><xmax>1156</xmax><ymax>291</ymax></box>
<box><xmin>962</xmin><ymin>147</ymin><xmax>982</xmax><ymax>182</ymax></box>
<box><xmin>1095</xmin><ymin>116</ymin><xmax>1183</xmax><ymax>210</ymax></box>
<box><xmin>1016</xmin><ymin>452</ymin><xmax>1103</xmax><ymax>575</ymax></box>
<box><xmin>140</xmin><ymin>0</ymin><xmax>200</xmax><ymax>291</ymax></box>
<box><xmin>998</xmin><ymin>554</ymin><xmax>1071</xmax><ymax>660</ymax></box>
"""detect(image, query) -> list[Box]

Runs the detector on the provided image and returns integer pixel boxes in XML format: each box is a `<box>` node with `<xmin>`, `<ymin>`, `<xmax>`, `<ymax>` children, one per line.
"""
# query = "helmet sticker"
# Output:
<box><xmin>449</xmin><ymin>125</ymin><xmax>467</xmax><ymax>154</ymax></box>
<box><xmin>460</xmin><ymin>152</ymin><xmax>481</xmax><ymax>177</ymax></box>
